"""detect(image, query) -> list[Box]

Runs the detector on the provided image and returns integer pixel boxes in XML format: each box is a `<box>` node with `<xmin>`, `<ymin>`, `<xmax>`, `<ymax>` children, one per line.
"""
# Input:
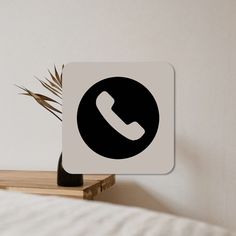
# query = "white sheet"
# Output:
<box><xmin>0</xmin><ymin>190</ymin><xmax>234</xmax><ymax>236</ymax></box>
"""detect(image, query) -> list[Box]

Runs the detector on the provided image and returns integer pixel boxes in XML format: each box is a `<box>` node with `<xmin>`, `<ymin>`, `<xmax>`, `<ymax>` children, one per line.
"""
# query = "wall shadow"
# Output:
<box><xmin>96</xmin><ymin>180</ymin><xmax>173</xmax><ymax>214</ymax></box>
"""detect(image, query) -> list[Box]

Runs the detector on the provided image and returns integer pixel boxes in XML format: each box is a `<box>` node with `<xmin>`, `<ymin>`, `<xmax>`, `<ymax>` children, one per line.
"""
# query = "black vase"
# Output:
<box><xmin>57</xmin><ymin>153</ymin><xmax>83</xmax><ymax>187</ymax></box>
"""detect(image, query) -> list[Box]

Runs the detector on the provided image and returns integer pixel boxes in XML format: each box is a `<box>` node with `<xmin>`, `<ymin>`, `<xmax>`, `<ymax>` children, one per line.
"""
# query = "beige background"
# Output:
<box><xmin>0</xmin><ymin>0</ymin><xmax>235</xmax><ymax>230</ymax></box>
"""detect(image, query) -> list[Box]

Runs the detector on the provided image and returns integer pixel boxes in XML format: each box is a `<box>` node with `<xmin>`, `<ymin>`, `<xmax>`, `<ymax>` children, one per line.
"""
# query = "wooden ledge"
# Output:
<box><xmin>0</xmin><ymin>170</ymin><xmax>115</xmax><ymax>200</ymax></box>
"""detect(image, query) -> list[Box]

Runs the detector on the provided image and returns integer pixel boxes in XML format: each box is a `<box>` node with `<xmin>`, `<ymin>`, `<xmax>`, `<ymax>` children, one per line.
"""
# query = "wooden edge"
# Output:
<box><xmin>0</xmin><ymin>171</ymin><xmax>116</xmax><ymax>200</ymax></box>
<box><xmin>83</xmin><ymin>174</ymin><xmax>116</xmax><ymax>200</ymax></box>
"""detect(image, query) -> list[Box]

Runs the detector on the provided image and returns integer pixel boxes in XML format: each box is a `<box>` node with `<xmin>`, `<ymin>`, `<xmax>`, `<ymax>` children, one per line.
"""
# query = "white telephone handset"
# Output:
<box><xmin>96</xmin><ymin>91</ymin><xmax>145</xmax><ymax>141</ymax></box>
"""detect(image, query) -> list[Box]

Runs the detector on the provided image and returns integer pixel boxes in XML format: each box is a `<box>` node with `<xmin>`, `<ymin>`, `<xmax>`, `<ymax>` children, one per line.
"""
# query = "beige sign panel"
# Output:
<box><xmin>62</xmin><ymin>62</ymin><xmax>175</xmax><ymax>174</ymax></box>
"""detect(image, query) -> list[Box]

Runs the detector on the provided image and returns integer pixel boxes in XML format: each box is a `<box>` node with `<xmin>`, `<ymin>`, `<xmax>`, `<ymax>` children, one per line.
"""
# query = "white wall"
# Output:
<box><xmin>0</xmin><ymin>0</ymin><xmax>235</xmax><ymax>230</ymax></box>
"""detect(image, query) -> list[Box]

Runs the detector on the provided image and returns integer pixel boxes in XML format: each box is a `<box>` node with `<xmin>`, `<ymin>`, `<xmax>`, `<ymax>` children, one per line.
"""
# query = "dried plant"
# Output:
<box><xmin>16</xmin><ymin>65</ymin><xmax>64</xmax><ymax>121</ymax></box>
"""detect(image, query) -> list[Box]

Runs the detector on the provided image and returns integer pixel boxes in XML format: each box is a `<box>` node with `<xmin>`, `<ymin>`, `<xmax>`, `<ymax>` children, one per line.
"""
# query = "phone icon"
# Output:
<box><xmin>96</xmin><ymin>91</ymin><xmax>145</xmax><ymax>141</ymax></box>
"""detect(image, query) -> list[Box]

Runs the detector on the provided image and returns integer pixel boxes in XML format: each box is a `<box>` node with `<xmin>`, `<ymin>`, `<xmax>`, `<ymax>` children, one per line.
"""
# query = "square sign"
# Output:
<box><xmin>62</xmin><ymin>62</ymin><xmax>175</xmax><ymax>174</ymax></box>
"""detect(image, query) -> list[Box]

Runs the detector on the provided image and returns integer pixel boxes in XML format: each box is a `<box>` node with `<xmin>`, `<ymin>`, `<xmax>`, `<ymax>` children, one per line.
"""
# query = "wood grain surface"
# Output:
<box><xmin>0</xmin><ymin>171</ymin><xmax>115</xmax><ymax>200</ymax></box>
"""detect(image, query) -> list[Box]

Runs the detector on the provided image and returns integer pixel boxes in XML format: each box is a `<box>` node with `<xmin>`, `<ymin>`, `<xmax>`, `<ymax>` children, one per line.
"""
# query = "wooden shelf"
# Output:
<box><xmin>0</xmin><ymin>171</ymin><xmax>115</xmax><ymax>200</ymax></box>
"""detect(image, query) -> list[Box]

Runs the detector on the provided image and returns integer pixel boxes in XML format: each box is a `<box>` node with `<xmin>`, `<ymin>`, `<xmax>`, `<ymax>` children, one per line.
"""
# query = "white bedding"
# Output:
<box><xmin>0</xmin><ymin>190</ymin><xmax>234</xmax><ymax>236</ymax></box>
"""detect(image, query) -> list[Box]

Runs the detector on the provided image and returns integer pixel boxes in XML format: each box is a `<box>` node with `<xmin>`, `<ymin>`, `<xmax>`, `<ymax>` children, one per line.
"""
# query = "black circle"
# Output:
<box><xmin>77</xmin><ymin>77</ymin><xmax>159</xmax><ymax>159</ymax></box>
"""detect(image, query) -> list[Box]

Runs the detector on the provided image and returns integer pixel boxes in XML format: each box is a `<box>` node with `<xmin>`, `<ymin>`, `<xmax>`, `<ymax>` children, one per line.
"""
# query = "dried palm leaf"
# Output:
<box><xmin>45</xmin><ymin>78</ymin><xmax>62</xmax><ymax>92</ymax></box>
<box><xmin>17</xmin><ymin>85</ymin><xmax>61</xmax><ymax>112</ymax></box>
<box><xmin>60</xmin><ymin>64</ymin><xmax>64</xmax><ymax>83</ymax></box>
<box><xmin>48</xmin><ymin>69</ymin><xmax>61</xmax><ymax>87</ymax></box>
<box><xmin>16</xmin><ymin>65</ymin><xmax>63</xmax><ymax>122</ymax></box>
<box><xmin>54</xmin><ymin>65</ymin><xmax>62</xmax><ymax>86</ymax></box>
<box><xmin>20</xmin><ymin>92</ymin><xmax>61</xmax><ymax>105</ymax></box>
<box><xmin>37</xmin><ymin>78</ymin><xmax>62</xmax><ymax>98</ymax></box>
